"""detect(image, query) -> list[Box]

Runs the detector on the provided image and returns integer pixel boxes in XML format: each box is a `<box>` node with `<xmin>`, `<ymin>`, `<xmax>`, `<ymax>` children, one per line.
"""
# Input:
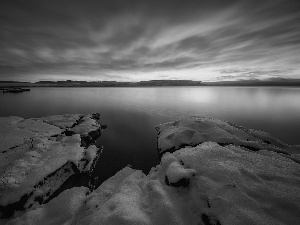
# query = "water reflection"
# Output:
<box><xmin>0</xmin><ymin>87</ymin><xmax>300</xmax><ymax>181</ymax></box>
<box><xmin>94</xmin><ymin>110</ymin><xmax>159</xmax><ymax>184</ymax></box>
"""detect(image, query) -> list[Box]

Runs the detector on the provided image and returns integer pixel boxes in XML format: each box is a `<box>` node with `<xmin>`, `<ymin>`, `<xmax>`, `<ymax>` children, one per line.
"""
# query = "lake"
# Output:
<box><xmin>1</xmin><ymin>87</ymin><xmax>300</xmax><ymax>183</ymax></box>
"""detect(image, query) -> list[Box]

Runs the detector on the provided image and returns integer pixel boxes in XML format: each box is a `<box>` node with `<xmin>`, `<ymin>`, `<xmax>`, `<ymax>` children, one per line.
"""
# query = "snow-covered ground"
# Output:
<box><xmin>2</xmin><ymin>116</ymin><xmax>300</xmax><ymax>225</ymax></box>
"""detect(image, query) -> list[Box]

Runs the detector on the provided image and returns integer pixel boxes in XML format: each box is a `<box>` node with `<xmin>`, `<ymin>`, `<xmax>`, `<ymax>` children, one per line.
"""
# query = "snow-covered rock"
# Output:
<box><xmin>155</xmin><ymin>116</ymin><xmax>300</xmax><ymax>158</ymax></box>
<box><xmin>7</xmin><ymin>187</ymin><xmax>89</xmax><ymax>225</ymax></box>
<box><xmin>0</xmin><ymin>113</ymin><xmax>103</xmax><ymax>217</ymax></box>
<box><xmin>3</xmin><ymin>116</ymin><xmax>300</xmax><ymax>225</ymax></box>
<box><xmin>8</xmin><ymin>141</ymin><xmax>300</xmax><ymax>225</ymax></box>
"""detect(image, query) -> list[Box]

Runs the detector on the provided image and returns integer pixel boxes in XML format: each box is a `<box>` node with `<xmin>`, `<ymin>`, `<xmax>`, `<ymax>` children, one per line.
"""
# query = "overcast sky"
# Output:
<box><xmin>0</xmin><ymin>0</ymin><xmax>299</xmax><ymax>82</ymax></box>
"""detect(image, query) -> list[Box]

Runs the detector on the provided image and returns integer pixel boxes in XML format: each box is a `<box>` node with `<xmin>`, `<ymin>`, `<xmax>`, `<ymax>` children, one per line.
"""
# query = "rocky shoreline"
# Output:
<box><xmin>1</xmin><ymin>114</ymin><xmax>300</xmax><ymax>225</ymax></box>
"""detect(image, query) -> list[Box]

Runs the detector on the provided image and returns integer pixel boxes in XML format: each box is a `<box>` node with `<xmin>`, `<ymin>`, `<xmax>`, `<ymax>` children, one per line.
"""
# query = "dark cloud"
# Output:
<box><xmin>0</xmin><ymin>0</ymin><xmax>299</xmax><ymax>81</ymax></box>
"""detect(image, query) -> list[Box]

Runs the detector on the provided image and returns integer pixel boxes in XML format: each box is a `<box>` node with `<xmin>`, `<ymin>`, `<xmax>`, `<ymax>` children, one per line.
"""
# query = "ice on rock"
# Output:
<box><xmin>39</xmin><ymin>114</ymin><xmax>82</xmax><ymax>129</ymax></box>
<box><xmin>0</xmin><ymin>134</ymin><xmax>85</xmax><ymax>206</ymax></box>
<box><xmin>158</xmin><ymin>153</ymin><xmax>177</xmax><ymax>178</ymax></box>
<box><xmin>84</xmin><ymin>145</ymin><xmax>101</xmax><ymax>172</ymax></box>
<box><xmin>2</xmin><ymin>116</ymin><xmax>300</xmax><ymax>225</ymax></box>
<box><xmin>70</xmin><ymin>114</ymin><xmax>101</xmax><ymax>136</ymax></box>
<box><xmin>165</xmin><ymin>161</ymin><xmax>196</xmax><ymax>187</ymax></box>
<box><xmin>0</xmin><ymin>113</ymin><xmax>103</xmax><ymax>216</ymax></box>
<box><xmin>0</xmin><ymin>117</ymin><xmax>37</xmax><ymax>152</ymax></box>
<box><xmin>16</xmin><ymin>119</ymin><xmax>63</xmax><ymax>137</ymax></box>
<box><xmin>156</xmin><ymin>116</ymin><xmax>300</xmax><ymax>156</ymax></box>
<box><xmin>159</xmin><ymin>153</ymin><xmax>196</xmax><ymax>187</ymax></box>
<box><xmin>6</xmin><ymin>141</ymin><xmax>300</xmax><ymax>225</ymax></box>
<box><xmin>85</xmin><ymin>145</ymin><xmax>98</xmax><ymax>162</ymax></box>
<box><xmin>65</xmin><ymin>166</ymin><xmax>189</xmax><ymax>225</ymax></box>
<box><xmin>76</xmin><ymin>167</ymin><xmax>152</xmax><ymax>225</ymax></box>
<box><xmin>7</xmin><ymin>187</ymin><xmax>89</xmax><ymax>225</ymax></box>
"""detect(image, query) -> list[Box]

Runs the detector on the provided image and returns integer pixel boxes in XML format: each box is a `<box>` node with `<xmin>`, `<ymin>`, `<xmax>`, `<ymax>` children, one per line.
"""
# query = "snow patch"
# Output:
<box><xmin>165</xmin><ymin>161</ymin><xmax>196</xmax><ymax>187</ymax></box>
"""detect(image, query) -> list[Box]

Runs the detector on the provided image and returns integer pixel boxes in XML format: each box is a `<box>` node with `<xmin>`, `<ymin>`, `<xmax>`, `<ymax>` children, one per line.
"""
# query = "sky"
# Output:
<box><xmin>0</xmin><ymin>0</ymin><xmax>300</xmax><ymax>82</ymax></box>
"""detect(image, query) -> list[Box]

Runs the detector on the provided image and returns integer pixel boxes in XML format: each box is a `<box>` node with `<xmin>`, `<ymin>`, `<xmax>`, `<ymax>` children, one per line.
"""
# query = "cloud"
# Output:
<box><xmin>216</xmin><ymin>68</ymin><xmax>295</xmax><ymax>81</ymax></box>
<box><xmin>0</xmin><ymin>0</ymin><xmax>299</xmax><ymax>81</ymax></box>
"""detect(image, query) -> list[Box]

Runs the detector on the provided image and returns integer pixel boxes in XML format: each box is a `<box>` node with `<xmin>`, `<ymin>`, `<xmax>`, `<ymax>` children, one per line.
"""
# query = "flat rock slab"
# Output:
<box><xmin>70</xmin><ymin>114</ymin><xmax>101</xmax><ymax>135</ymax></box>
<box><xmin>156</xmin><ymin>116</ymin><xmax>300</xmax><ymax>158</ymax></box>
<box><xmin>0</xmin><ymin>117</ymin><xmax>61</xmax><ymax>152</ymax></box>
<box><xmin>39</xmin><ymin>114</ymin><xmax>82</xmax><ymax>129</ymax></box>
<box><xmin>0</xmin><ymin>113</ymin><xmax>102</xmax><ymax>216</ymax></box>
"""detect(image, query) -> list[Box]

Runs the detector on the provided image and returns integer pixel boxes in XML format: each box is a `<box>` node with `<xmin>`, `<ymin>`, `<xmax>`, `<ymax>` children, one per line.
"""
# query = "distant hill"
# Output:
<box><xmin>137</xmin><ymin>80</ymin><xmax>204</xmax><ymax>86</ymax></box>
<box><xmin>1</xmin><ymin>78</ymin><xmax>300</xmax><ymax>87</ymax></box>
<box><xmin>203</xmin><ymin>78</ymin><xmax>300</xmax><ymax>86</ymax></box>
<box><xmin>34</xmin><ymin>80</ymin><xmax>204</xmax><ymax>87</ymax></box>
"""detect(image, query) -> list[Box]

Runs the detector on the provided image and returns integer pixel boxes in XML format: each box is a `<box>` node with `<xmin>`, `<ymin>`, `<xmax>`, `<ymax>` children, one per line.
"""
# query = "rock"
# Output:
<box><xmin>7</xmin><ymin>187</ymin><xmax>89</xmax><ymax>225</ymax></box>
<box><xmin>8</xmin><ymin>142</ymin><xmax>300</xmax><ymax>225</ymax></box>
<box><xmin>3</xmin><ymin>116</ymin><xmax>300</xmax><ymax>225</ymax></box>
<box><xmin>0</xmin><ymin>113</ymin><xmax>103</xmax><ymax>217</ymax></box>
<box><xmin>164</xmin><ymin>160</ymin><xmax>196</xmax><ymax>187</ymax></box>
<box><xmin>155</xmin><ymin>116</ymin><xmax>300</xmax><ymax>160</ymax></box>
<box><xmin>39</xmin><ymin>114</ymin><xmax>82</xmax><ymax>129</ymax></box>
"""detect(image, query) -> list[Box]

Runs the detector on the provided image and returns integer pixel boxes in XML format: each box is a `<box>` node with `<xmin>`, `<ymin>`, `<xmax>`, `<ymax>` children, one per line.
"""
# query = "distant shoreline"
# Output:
<box><xmin>1</xmin><ymin>79</ymin><xmax>300</xmax><ymax>87</ymax></box>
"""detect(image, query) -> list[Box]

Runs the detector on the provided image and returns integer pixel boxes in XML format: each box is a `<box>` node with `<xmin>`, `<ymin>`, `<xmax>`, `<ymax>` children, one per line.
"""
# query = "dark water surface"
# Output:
<box><xmin>1</xmin><ymin>87</ymin><xmax>300</xmax><ymax>182</ymax></box>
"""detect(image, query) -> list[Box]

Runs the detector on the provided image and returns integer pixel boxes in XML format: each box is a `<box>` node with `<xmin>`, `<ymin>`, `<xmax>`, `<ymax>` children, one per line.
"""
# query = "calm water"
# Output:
<box><xmin>1</xmin><ymin>87</ymin><xmax>300</xmax><ymax>182</ymax></box>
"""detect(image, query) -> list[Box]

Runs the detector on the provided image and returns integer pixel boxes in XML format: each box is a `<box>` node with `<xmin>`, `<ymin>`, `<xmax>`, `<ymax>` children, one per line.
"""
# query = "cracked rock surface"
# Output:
<box><xmin>0</xmin><ymin>113</ymin><xmax>103</xmax><ymax>217</ymax></box>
